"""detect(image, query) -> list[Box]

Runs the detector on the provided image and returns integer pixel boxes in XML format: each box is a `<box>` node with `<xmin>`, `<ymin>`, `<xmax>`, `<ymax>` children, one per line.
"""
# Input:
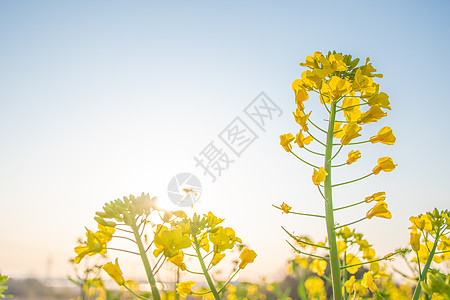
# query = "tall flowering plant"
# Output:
<box><xmin>277</xmin><ymin>51</ymin><xmax>399</xmax><ymax>299</ymax></box>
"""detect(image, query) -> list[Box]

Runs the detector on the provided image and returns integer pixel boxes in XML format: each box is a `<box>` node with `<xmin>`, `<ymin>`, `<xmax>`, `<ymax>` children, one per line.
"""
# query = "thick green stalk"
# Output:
<box><xmin>193</xmin><ymin>236</ymin><xmax>221</xmax><ymax>300</ymax></box>
<box><xmin>129</xmin><ymin>216</ymin><xmax>161</xmax><ymax>300</ymax></box>
<box><xmin>324</xmin><ymin>101</ymin><xmax>343</xmax><ymax>300</ymax></box>
<box><xmin>412</xmin><ymin>231</ymin><xmax>441</xmax><ymax>300</ymax></box>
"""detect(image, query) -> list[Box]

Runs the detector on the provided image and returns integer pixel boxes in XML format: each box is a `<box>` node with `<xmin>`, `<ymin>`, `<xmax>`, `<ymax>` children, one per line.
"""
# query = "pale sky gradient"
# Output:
<box><xmin>1</xmin><ymin>0</ymin><xmax>449</xmax><ymax>283</ymax></box>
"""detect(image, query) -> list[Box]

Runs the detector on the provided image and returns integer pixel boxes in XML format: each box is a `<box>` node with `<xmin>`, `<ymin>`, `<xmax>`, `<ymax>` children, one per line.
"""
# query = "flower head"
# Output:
<box><xmin>280</xmin><ymin>202</ymin><xmax>292</xmax><ymax>214</ymax></box>
<box><xmin>365</xmin><ymin>192</ymin><xmax>386</xmax><ymax>203</ymax></box>
<box><xmin>103</xmin><ymin>258</ymin><xmax>125</xmax><ymax>286</ymax></box>
<box><xmin>176</xmin><ymin>281</ymin><xmax>196</xmax><ymax>297</ymax></box>
<box><xmin>370</xmin><ymin>127</ymin><xmax>396</xmax><ymax>145</ymax></box>
<box><xmin>312</xmin><ymin>168</ymin><xmax>328</xmax><ymax>186</ymax></box>
<box><xmin>358</xmin><ymin>106</ymin><xmax>387</xmax><ymax>124</ymax></box>
<box><xmin>280</xmin><ymin>133</ymin><xmax>295</xmax><ymax>152</ymax></box>
<box><xmin>346</xmin><ymin>150</ymin><xmax>361</xmax><ymax>165</ymax></box>
<box><xmin>366</xmin><ymin>201</ymin><xmax>392</xmax><ymax>219</ymax></box>
<box><xmin>372</xmin><ymin>157</ymin><xmax>397</xmax><ymax>175</ymax></box>
<box><xmin>294</xmin><ymin>130</ymin><xmax>313</xmax><ymax>148</ymax></box>
<box><xmin>340</xmin><ymin>122</ymin><xmax>362</xmax><ymax>145</ymax></box>
<box><xmin>239</xmin><ymin>248</ymin><xmax>257</xmax><ymax>269</ymax></box>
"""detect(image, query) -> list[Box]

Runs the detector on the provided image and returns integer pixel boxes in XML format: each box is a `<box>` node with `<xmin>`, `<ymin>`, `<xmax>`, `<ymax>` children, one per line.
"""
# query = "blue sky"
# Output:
<box><xmin>0</xmin><ymin>0</ymin><xmax>449</xmax><ymax>282</ymax></box>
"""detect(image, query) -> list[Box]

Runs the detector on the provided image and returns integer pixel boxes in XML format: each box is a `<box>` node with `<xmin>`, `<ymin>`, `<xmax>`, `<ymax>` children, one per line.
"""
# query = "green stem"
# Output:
<box><xmin>309</xmin><ymin>118</ymin><xmax>328</xmax><ymax>134</ymax></box>
<box><xmin>289</xmin><ymin>151</ymin><xmax>321</xmax><ymax>169</ymax></box>
<box><xmin>217</xmin><ymin>269</ymin><xmax>240</xmax><ymax>294</ymax></box>
<box><xmin>287</xmin><ymin>240</ymin><xmax>330</xmax><ymax>260</ymax></box>
<box><xmin>412</xmin><ymin>230</ymin><xmax>441</xmax><ymax>300</ymax></box>
<box><xmin>304</xmin><ymin>146</ymin><xmax>326</xmax><ymax>156</ymax></box>
<box><xmin>334</xmin><ymin>200</ymin><xmax>366</xmax><ymax>211</ymax></box>
<box><xmin>124</xmin><ymin>284</ymin><xmax>148</xmax><ymax>300</ymax></box>
<box><xmin>193</xmin><ymin>235</ymin><xmax>221</xmax><ymax>300</ymax></box>
<box><xmin>282</xmin><ymin>226</ymin><xmax>330</xmax><ymax>249</ymax></box>
<box><xmin>331</xmin><ymin>163</ymin><xmax>347</xmax><ymax>168</ymax></box>
<box><xmin>341</xmin><ymin>251</ymin><xmax>399</xmax><ymax>270</ymax></box>
<box><xmin>273</xmin><ymin>205</ymin><xmax>325</xmax><ymax>218</ymax></box>
<box><xmin>323</xmin><ymin>101</ymin><xmax>343</xmax><ymax>300</ymax></box>
<box><xmin>332</xmin><ymin>173</ymin><xmax>373</xmax><ymax>188</ymax></box>
<box><xmin>129</xmin><ymin>214</ymin><xmax>161</xmax><ymax>300</ymax></box>
<box><xmin>307</xmin><ymin>131</ymin><xmax>327</xmax><ymax>147</ymax></box>
<box><xmin>346</xmin><ymin>140</ymin><xmax>370</xmax><ymax>145</ymax></box>
<box><xmin>335</xmin><ymin>217</ymin><xmax>366</xmax><ymax>230</ymax></box>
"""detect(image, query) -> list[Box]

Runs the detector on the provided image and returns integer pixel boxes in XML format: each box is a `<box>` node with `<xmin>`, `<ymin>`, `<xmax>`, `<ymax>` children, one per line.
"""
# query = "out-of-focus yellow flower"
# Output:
<box><xmin>176</xmin><ymin>281</ymin><xmax>196</xmax><ymax>297</ymax></box>
<box><xmin>365</xmin><ymin>192</ymin><xmax>386</xmax><ymax>203</ymax></box>
<box><xmin>370</xmin><ymin>127</ymin><xmax>396</xmax><ymax>145</ymax></box>
<box><xmin>280</xmin><ymin>133</ymin><xmax>295</xmax><ymax>152</ymax></box>
<box><xmin>347</xmin><ymin>150</ymin><xmax>361</xmax><ymax>165</ymax></box>
<box><xmin>358</xmin><ymin>106</ymin><xmax>387</xmax><ymax>124</ymax></box>
<box><xmin>295</xmin><ymin>130</ymin><xmax>313</xmax><ymax>148</ymax></box>
<box><xmin>410</xmin><ymin>231</ymin><xmax>421</xmax><ymax>251</ymax></box>
<box><xmin>344</xmin><ymin>276</ymin><xmax>356</xmax><ymax>293</ymax></box>
<box><xmin>239</xmin><ymin>248</ymin><xmax>257</xmax><ymax>269</ymax></box>
<box><xmin>305</xmin><ymin>277</ymin><xmax>326</xmax><ymax>300</ymax></box>
<box><xmin>204</xmin><ymin>211</ymin><xmax>224</xmax><ymax>228</ymax></box>
<box><xmin>346</xmin><ymin>253</ymin><xmax>362</xmax><ymax>274</ymax></box>
<box><xmin>341</xmin><ymin>122</ymin><xmax>362</xmax><ymax>145</ymax></box>
<box><xmin>103</xmin><ymin>258</ymin><xmax>125</xmax><ymax>286</ymax></box>
<box><xmin>372</xmin><ymin>157</ymin><xmax>397</xmax><ymax>175</ymax></box>
<box><xmin>293</xmin><ymin>109</ymin><xmax>311</xmax><ymax>132</ymax></box>
<box><xmin>169</xmin><ymin>251</ymin><xmax>186</xmax><ymax>271</ymax></box>
<box><xmin>211</xmin><ymin>252</ymin><xmax>225</xmax><ymax>266</ymax></box>
<box><xmin>280</xmin><ymin>202</ymin><xmax>292</xmax><ymax>214</ymax></box>
<box><xmin>368</xmin><ymin>92</ymin><xmax>391</xmax><ymax>110</ymax></box>
<box><xmin>366</xmin><ymin>201</ymin><xmax>392</xmax><ymax>219</ymax></box>
<box><xmin>209</xmin><ymin>227</ymin><xmax>242</xmax><ymax>252</ymax></box>
<box><xmin>310</xmin><ymin>259</ymin><xmax>327</xmax><ymax>277</ymax></box>
<box><xmin>361</xmin><ymin>272</ymin><xmax>377</xmax><ymax>292</ymax></box>
<box><xmin>74</xmin><ymin>225</ymin><xmax>115</xmax><ymax>264</ymax></box>
<box><xmin>312</xmin><ymin>167</ymin><xmax>328</xmax><ymax>186</ymax></box>
<box><xmin>337</xmin><ymin>240</ymin><xmax>348</xmax><ymax>256</ymax></box>
<box><xmin>363</xmin><ymin>247</ymin><xmax>376</xmax><ymax>260</ymax></box>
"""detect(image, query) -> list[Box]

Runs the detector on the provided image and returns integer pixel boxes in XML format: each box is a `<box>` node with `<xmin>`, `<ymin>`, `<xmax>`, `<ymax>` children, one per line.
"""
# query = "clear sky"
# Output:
<box><xmin>0</xmin><ymin>0</ymin><xmax>449</xmax><ymax>283</ymax></box>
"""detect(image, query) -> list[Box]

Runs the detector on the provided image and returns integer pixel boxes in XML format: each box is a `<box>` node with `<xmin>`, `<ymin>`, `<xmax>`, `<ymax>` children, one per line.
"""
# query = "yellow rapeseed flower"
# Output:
<box><xmin>372</xmin><ymin>157</ymin><xmax>397</xmax><ymax>174</ymax></box>
<box><xmin>310</xmin><ymin>259</ymin><xmax>327</xmax><ymax>277</ymax></box>
<box><xmin>239</xmin><ymin>248</ymin><xmax>257</xmax><ymax>269</ymax></box>
<box><xmin>280</xmin><ymin>133</ymin><xmax>295</xmax><ymax>152</ymax></box>
<box><xmin>341</xmin><ymin>122</ymin><xmax>362</xmax><ymax>145</ymax></box>
<box><xmin>294</xmin><ymin>130</ymin><xmax>313</xmax><ymax>148</ymax></box>
<box><xmin>211</xmin><ymin>252</ymin><xmax>225</xmax><ymax>266</ymax></box>
<box><xmin>370</xmin><ymin>127</ymin><xmax>396</xmax><ymax>145</ymax></box>
<box><xmin>312</xmin><ymin>167</ymin><xmax>328</xmax><ymax>186</ymax></box>
<box><xmin>365</xmin><ymin>192</ymin><xmax>386</xmax><ymax>203</ymax></box>
<box><xmin>209</xmin><ymin>227</ymin><xmax>242</xmax><ymax>252</ymax></box>
<box><xmin>410</xmin><ymin>231</ymin><xmax>421</xmax><ymax>252</ymax></box>
<box><xmin>346</xmin><ymin>253</ymin><xmax>362</xmax><ymax>274</ymax></box>
<box><xmin>347</xmin><ymin>150</ymin><xmax>361</xmax><ymax>165</ymax></box>
<box><xmin>368</xmin><ymin>92</ymin><xmax>391</xmax><ymax>110</ymax></box>
<box><xmin>361</xmin><ymin>272</ymin><xmax>377</xmax><ymax>292</ymax></box>
<box><xmin>103</xmin><ymin>258</ymin><xmax>125</xmax><ymax>286</ymax></box>
<box><xmin>344</xmin><ymin>276</ymin><xmax>356</xmax><ymax>294</ymax></box>
<box><xmin>333</xmin><ymin>122</ymin><xmax>344</xmax><ymax>138</ymax></box>
<box><xmin>342</xmin><ymin>97</ymin><xmax>362</xmax><ymax>123</ymax></box>
<box><xmin>366</xmin><ymin>201</ymin><xmax>392</xmax><ymax>219</ymax></box>
<box><xmin>293</xmin><ymin>108</ymin><xmax>311</xmax><ymax>132</ymax></box>
<box><xmin>280</xmin><ymin>202</ymin><xmax>292</xmax><ymax>214</ymax></box>
<box><xmin>358</xmin><ymin>106</ymin><xmax>387</xmax><ymax>124</ymax></box>
<box><xmin>326</xmin><ymin>76</ymin><xmax>351</xmax><ymax>98</ymax></box>
<box><xmin>176</xmin><ymin>281</ymin><xmax>196</xmax><ymax>297</ymax></box>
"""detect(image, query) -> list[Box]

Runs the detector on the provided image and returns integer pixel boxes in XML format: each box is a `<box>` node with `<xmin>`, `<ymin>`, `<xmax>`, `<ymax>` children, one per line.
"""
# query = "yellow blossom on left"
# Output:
<box><xmin>312</xmin><ymin>167</ymin><xmax>328</xmax><ymax>186</ymax></box>
<box><xmin>280</xmin><ymin>133</ymin><xmax>295</xmax><ymax>152</ymax></box>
